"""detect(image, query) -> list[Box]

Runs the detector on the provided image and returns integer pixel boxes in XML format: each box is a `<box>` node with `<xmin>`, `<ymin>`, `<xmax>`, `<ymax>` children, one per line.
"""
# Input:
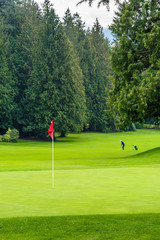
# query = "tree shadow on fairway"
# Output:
<box><xmin>0</xmin><ymin>213</ymin><xmax>160</xmax><ymax>240</ymax></box>
<box><xmin>56</xmin><ymin>136</ymin><xmax>89</xmax><ymax>143</ymax></box>
<box><xmin>55</xmin><ymin>137</ymin><xmax>80</xmax><ymax>143</ymax></box>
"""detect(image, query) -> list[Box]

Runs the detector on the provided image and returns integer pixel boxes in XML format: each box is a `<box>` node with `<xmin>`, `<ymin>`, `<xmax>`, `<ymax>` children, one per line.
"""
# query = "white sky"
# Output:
<box><xmin>35</xmin><ymin>0</ymin><xmax>120</xmax><ymax>29</ymax></box>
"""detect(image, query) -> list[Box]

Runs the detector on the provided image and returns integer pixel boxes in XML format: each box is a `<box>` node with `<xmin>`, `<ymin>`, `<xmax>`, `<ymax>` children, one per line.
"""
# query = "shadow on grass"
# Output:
<box><xmin>125</xmin><ymin>147</ymin><xmax>160</xmax><ymax>159</ymax></box>
<box><xmin>0</xmin><ymin>213</ymin><xmax>160</xmax><ymax>239</ymax></box>
<box><xmin>55</xmin><ymin>136</ymin><xmax>88</xmax><ymax>143</ymax></box>
<box><xmin>55</xmin><ymin>137</ymin><xmax>79</xmax><ymax>143</ymax></box>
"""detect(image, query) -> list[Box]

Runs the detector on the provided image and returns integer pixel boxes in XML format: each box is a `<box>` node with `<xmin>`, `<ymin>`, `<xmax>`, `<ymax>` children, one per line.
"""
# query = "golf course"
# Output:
<box><xmin>0</xmin><ymin>129</ymin><xmax>160</xmax><ymax>239</ymax></box>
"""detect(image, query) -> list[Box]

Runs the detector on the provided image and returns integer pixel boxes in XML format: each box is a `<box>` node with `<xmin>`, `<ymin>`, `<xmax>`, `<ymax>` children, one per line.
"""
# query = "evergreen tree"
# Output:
<box><xmin>14</xmin><ymin>0</ymin><xmax>41</xmax><ymax>133</ymax></box>
<box><xmin>0</xmin><ymin>19</ymin><xmax>14</xmax><ymax>133</ymax></box>
<box><xmin>23</xmin><ymin>1</ymin><xmax>86</xmax><ymax>137</ymax></box>
<box><xmin>83</xmin><ymin>19</ymin><xmax>111</xmax><ymax>131</ymax></box>
<box><xmin>0</xmin><ymin>0</ymin><xmax>35</xmax><ymax>132</ymax></box>
<box><xmin>63</xmin><ymin>9</ymin><xmax>74</xmax><ymax>39</ymax></box>
<box><xmin>81</xmin><ymin>35</ymin><xmax>98</xmax><ymax>131</ymax></box>
<box><xmin>63</xmin><ymin>9</ymin><xmax>86</xmax><ymax>57</ymax></box>
<box><xmin>64</xmin><ymin>12</ymin><xmax>112</xmax><ymax>132</ymax></box>
<box><xmin>0</xmin><ymin>0</ymin><xmax>115</xmax><ymax>136</ymax></box>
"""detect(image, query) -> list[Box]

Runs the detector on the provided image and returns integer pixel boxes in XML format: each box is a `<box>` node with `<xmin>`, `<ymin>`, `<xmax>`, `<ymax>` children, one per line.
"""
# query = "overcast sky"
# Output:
<box><xmin>36</xmin><ymin>0</ymin><xmax>119</xmax><ymax>29</ymax></box>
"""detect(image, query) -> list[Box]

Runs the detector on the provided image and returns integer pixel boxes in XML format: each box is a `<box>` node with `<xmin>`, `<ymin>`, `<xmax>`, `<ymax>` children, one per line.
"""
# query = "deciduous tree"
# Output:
<box><xmin>109</xmin><ymin>0</ymin><xmax>160</xmax><ymax>127</ymax></box>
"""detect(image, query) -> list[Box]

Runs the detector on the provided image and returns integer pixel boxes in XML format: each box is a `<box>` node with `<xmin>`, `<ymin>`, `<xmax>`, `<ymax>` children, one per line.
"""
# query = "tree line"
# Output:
<box><xmin>0</xmin><ymin>0</ymin><xmax>112</xmax><ymax>138</ymax></box>
<box><xmin>108</xmin><ymin>0</ymin><xmax>160</xmax><ymax>128</ymax></box>
<box><xmin>77</xmin><ymin>0</ymin><xmax>160</xmax><ymax>128</ymax></box>
<box><xmin>1</xmin><ymin>0</ymin><xmax>159</xmax><ymax>138</ymax></box>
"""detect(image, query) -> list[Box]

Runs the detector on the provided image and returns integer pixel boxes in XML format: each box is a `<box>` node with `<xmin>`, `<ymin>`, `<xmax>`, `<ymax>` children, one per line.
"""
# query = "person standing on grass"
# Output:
<box><xmin>120</xmin><ymin>140</ymin><xmax>125</xmax><ymax>150</ymax></box>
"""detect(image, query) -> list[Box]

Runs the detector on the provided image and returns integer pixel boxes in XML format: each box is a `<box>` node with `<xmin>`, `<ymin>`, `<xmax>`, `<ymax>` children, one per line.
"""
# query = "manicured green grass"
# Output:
<box><xmin>1</xmin><ymin>129</ymin><xmax>160</xmax><ymax>171</ymax></box>
<box><xmin>1</xmin><ymin>167</ymin><xmax>160</xmax><ymax>218</ymax></box>
<box><xmin>0</xmin><ymin>129</ymin><xmax>160</xmax><ymax>239</ymax></box>
<box><xmin>1</xmin><ymin>214</ymin><xmax>160</xmax><ymax>240</ymax></box>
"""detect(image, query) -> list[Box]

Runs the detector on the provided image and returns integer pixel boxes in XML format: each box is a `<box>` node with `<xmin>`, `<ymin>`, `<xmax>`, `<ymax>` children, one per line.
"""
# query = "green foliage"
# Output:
<box><xmin>2</xmin><ymin>134</ymin><xmax>10</xmax><ymax>142</ymax></box>
<box><xmin>1</xmin><ymin>128</ymin><xmax>19</xmax><ymax>142</ymax></box>
<box><xmin>1</xmin><ymin>0</ymin><xmax>159</xmax><ymax>138</ymax></box>
<box><xmin>109</xmin><ymin>0</ymin><xmax>160</xmax><ymax>127</ymax></box>
<box><xmin>64</xmin><ymin>13</ymin><xmax>112</xmax><ymax>132</ymax></box>
<box><xmin>21</xmin><ymin>3</ymin><xmax>86</xmax><ymax>138</ymax></box>
<box><xmin>135</xmin><ymin>122</ymin><xmax>144</xmax><ymax>129</ymax></box>
<box><xmin>124</xmin><ymin>123</ymin><xmax>136</xmax><ymax>132</ymax></box>
<box><xmin>0</xmin><ymin>32</ymin><xmax>14</xmax><ymax>132</ymax></box>
<box><xmin>0</xmin><ymin>135</ymin><xmax>3</xmax><ymax>142</ymax></box>
<box><xmin>0</xmin><ymin>0</ymin><xmax>112</xmax><ymax>137</ymax></box>
<box><xmin>88</xmin><ymin>19</ymin><xmax>112</xmax><ymax>131</ymax></box>
<box><xmin>7</xmin><ymin>128</ymin><xmax>19</xmax><ymax>142</ymax></box>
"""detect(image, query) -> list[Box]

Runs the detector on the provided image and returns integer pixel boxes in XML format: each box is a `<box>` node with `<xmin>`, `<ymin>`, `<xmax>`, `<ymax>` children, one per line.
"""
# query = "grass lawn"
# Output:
<box><xmin>0</xmin><ymin>129</ymin><xmax>160</xmax><ymax>239</ymax></box>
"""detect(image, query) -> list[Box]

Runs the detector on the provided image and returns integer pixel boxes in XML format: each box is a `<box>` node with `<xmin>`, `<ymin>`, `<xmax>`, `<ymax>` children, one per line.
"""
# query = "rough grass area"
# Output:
<box><xmin>0</xmin><ymin>214</ymin><xmax>160</xmax><ymax>240</ymax></box>
<box><xmin>0</xmin><ymin>129</ymin><xmax>160</xmax><ymax>239</ymax></box>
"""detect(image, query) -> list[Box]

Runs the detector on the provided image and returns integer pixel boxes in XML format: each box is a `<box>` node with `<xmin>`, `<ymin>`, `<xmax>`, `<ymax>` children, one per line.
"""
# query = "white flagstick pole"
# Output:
<box><xmin>52</xmin><ymin>131</ymin><xmax>54</xmax><ymax>188</ymax></box>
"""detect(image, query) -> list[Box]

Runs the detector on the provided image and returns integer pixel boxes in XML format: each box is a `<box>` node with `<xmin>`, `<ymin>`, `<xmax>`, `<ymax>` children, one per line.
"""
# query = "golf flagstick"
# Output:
<box><xmin>52</xmin><ymin>130</ymin><xmax>54</xmax><ymax>188</ymax></box>
<box><xmin>48</xmin><ymin>120</ymin><xmax>54</xmax><ymax>188</ymax></box>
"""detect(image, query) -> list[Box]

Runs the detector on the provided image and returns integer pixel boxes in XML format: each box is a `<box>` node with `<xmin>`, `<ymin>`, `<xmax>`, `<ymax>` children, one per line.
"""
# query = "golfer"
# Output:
<box><xmin>133</xmin><ymin>144</ymin><xmax>138</xmax><ymax>150</ymax></box>
<box><xmin>120</xmin><ymin>140</ymin><xmax>125</xmax><ymax>150</ymax></box>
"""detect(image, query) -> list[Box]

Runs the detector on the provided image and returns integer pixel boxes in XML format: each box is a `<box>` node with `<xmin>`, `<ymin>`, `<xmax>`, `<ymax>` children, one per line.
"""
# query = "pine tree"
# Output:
<box><xmin>0</xmin><ymin>20</ymin><xmax>14</xmax><ymax>133</ymax></box>
<box><xmin>89</xmin><ymin>19</ymin><xmax>112</xmax><ymax>131</ymax></box>
<box><xmin>23</xmin><ymin>1</ymin><xmax>86</xmax><ymax>137</ymax></box>
<box><xmin>64</xmin><ymin>12</ymin><xmax>112</xmax><ymax>132</ymax></box>
<box><xmin>14</xmin><ymin>0</ymin><xmax>41</xmax><ymax>133</ymax></box>
<box><xmin>63</xmin><ymin>9</ymin><xmax>86</xmax><ymax>57</ymax></box>
<box><xmin>80</xmin><ymin>19</ymin><xmax>111</xmax><ymax>132</ymax></box>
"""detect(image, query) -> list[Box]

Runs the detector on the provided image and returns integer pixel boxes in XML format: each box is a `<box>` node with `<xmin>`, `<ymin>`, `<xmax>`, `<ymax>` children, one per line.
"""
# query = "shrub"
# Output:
<box><xmin>1</xmin><ymin>128</ymin><xmax>19</xmax><ymax>143</ymax></box>
<box><xmin>2</xmin><ymin>134</ymin><xmax>10</xmax><ymax>142</ymax></box>
<box><xmin>135</xmin><ymin>122</ymin><xmax>144</xmax><ymax>129</ymax></box>
<box><xmin>124</xmin><ymin>123</ymin><xmax>136</xmax><ymax>132</ymax></box>
<box><xmin>6</xmin><ymin>128</ymin><xmax>19</xmax><ymax>142</ymax></box>
<box><xmin>11</xmin><ymin>129</ymin><xmax>19</xmax><ymax>142</ymax></box>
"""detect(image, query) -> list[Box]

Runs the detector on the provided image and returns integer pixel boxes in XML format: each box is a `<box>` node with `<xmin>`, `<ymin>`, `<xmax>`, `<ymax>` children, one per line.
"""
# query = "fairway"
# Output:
<box><xmin>0</xmin><ymin>129</ymin><xmax>160</xmax><ymax>239</ymax></box>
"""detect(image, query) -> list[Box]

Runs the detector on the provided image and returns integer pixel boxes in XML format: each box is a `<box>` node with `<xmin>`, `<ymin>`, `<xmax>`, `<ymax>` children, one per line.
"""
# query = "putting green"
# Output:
<box><xmin>0</xmin><ymin>129</ymin><xmax>160</xmax><ymax>218</ymax></box>
<box><xmin>1</xmin><ymin>167</ymin><xmax>160</xmax><ymax>218</ymax></box>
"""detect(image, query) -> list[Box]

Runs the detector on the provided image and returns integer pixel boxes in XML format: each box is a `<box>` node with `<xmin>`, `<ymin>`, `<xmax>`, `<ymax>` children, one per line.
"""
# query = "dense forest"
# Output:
<box><xmin>0</xmin><ymin>0</ymin><xmax>112</xmax><ymax>138</ymax></box>
<box><xmin>0</xmin><ymin>0</ymin><xmax>160</xmax><ymax>138</ymax></box>
<box><xmin>78</xmin><ymin>0</ymin><xmax>160</xmax><ymax>128</ymax></box>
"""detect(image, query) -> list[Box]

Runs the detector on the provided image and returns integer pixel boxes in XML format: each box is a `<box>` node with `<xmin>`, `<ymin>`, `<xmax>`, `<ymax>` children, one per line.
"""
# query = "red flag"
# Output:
<box><xmin>48</xmin><ymin>120</ymin><xmax>53</xmax><ymax>139</ymax></box>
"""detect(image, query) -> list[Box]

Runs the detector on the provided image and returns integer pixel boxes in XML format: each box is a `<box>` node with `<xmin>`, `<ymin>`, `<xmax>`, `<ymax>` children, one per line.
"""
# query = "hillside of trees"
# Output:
<box><xmin>0</xmin><ymin>0</ymin><xmax>112</xmax><ymax>138</ymax></box>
